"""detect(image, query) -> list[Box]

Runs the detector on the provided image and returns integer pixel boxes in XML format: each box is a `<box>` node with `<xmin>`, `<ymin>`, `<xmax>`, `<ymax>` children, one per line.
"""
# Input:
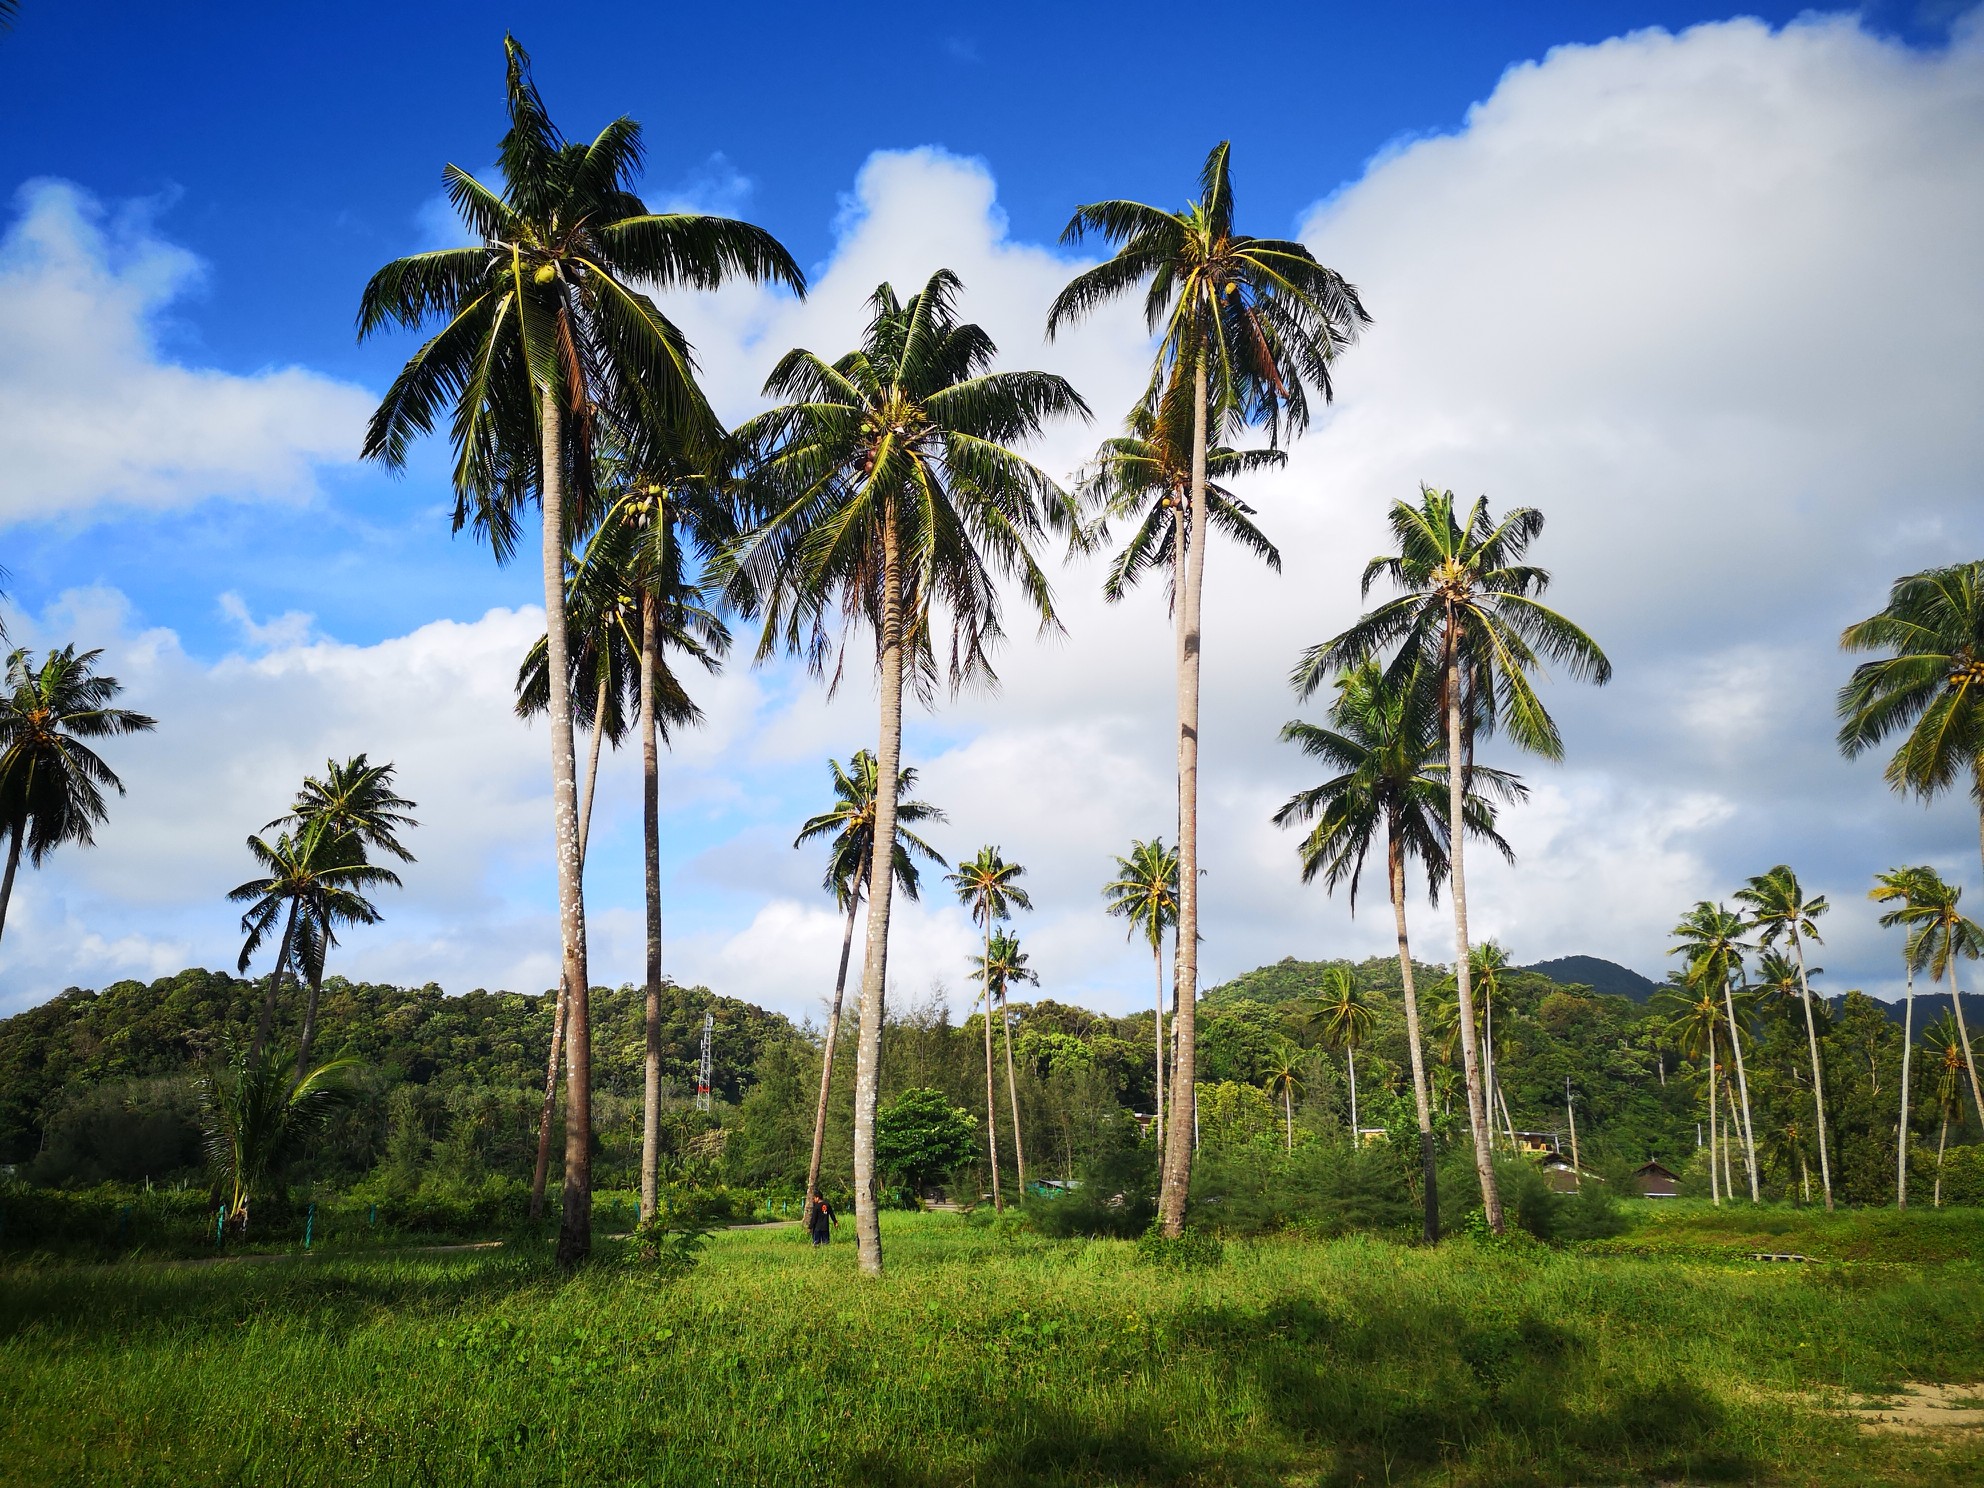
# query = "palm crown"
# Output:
<box><xmin>793</xmin><ymin>752</ymin><xmax>947</xmax><ymax>909</ymax></box>
<box><xmin>265</xmin><ymin>755</ymin><xmax>418</xmax><ymax>865</ymax></box>
<box><xmin>1304</xmin><ymin>965</ymin><xmax>1374</xmax><ymax>1055</ymax></box>
<box><xmin>947</xmin><ymin>846</ymin><xmax>1032</xmax><ymax>928</ymax></box>
<box><xmin>0</xmin><ymin>645</ymin><xmax>156</xmax><ymax>863</ymax></box>
<box><xmin>1669</xmin><ymin>902</ymin><xmax>1751</xmax><ymax>995</ymax></box>
<box><xmin>970</xmin><ymin>929</ymin><xmax>1037</xmax><ymax>1006</ymax></box>
<box><xmin>1102</xmin><ymin>837</ymin><xmax>1179</xmax><ymax>954</ymax></box>
<box><xmin>1837</xmin><ymin>562</ymin><xmax>1984</xmax><ymax>801</ymax></box>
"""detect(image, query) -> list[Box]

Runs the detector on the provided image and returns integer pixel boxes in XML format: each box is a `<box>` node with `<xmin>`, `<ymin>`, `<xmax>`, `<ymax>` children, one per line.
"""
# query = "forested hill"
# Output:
<box><xmin>1522</xmin><ymin>956</ymin><xmax>1660</xmax><ymax>1001</ymax></box>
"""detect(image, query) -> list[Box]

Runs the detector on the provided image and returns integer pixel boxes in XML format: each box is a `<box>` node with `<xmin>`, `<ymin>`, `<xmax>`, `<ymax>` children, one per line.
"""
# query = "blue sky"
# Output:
<box><xmin>2</xmin><ymin>4</ymin><xmax>1982</xmax><ymax>1018</ymax></box>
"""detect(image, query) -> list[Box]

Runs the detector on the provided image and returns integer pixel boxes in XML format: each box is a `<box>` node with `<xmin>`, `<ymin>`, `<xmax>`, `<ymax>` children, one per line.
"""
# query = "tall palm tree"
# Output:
<box><xmin>264</xmin><ymin>756</ymin><xmax>417</xmax><ymax>1070</ymax></box>
<box><xmin>197</xmin><ymin>1049</ymin><xmax>360</xmax><ymax>1233</ymax></box>
<box><xmin>229</xmin><ymin>821</ymin><xmax>401</xmax><ymax>1064</ymax></box>
<box><xmin>948</xmin><ymin>847</ymin><xmax>1034</xmax><ymax>1206</ymax></box>
<box><xmin>1838</xmin><ymin>563</ymin><xmax>1984</xmax><ymax>875</ymax></box>
<box><xmin>1921</xmin><ymin>1010</ymin><xmax>1970</xmax><ymax>1206</ymax></box>
<box><xmin>1262</xmin><ymin>1039</ymin><xmax>1306</xmax><ymax>1153</ymax></box>
<box><xmin>1871</xmin><ymin>865</ymin><xmax>1937</xmax><ymax>1208</ymax></box>
<box><xmin>1735</xmin><ymin>866</ymin><xmax>1836</xmax><ymax>1211</ymax></box>
<box><xmin>1469</xmin><ymin>941</ymin><xmax>1519</xmax><ymax>1149</ymax></box>
<box><xmin>358</xmin><ymin>36</ymin><xmax>802</xmax><ymax>1265</ymax></box>
<box><xmin>0</xmin><ymin>645</ymin><xmax>156</xmax><ymax>948</ymax></box>
<box><xmin>1303</xmin><ymin>967</ymin><xmax>1374</xmax><ymax>1137</ymax></box>
<box><xmin>1049</xmin><ymin>143</ymin><xmax>1368</xmax><ymax>1237</ymax></box>
<box><xmin>1669</xmin><ymin>903</ymin><xmax>1759</xmax><ymax>1201</ymax></box>
<box><xmin>1892</xmin><ymin>870</ymin><xmax>1984</xmax><ymax>1132</ymax></box>
<box><xmin>728</xmin><ymin>272</ymin><xmax>1083</xmax><ymax>1272</ymax></box>
<box><xmin>1274</xmin><ymin>657</ymin><xmax>1520</xmax><ymax>1241</ymax></box>
<box><xmin>974</xmin><ymin>928</ymin><xmax>1039</xmax><ymax>1191</ymax></box>
<box><xmin>1102</xmin><ymin>837</ymin><xmax>1179</xmax><ymax>1145</ymax></box>
<box><xmin>793</xmin><ymin>751</ymin><xmax>945</xmax><ymax>1207</ymax></box>
<box><xmin>1656</xmin><ymin>977</ymin><xmax>1728</xmax><ymax>1205</ymax></box>
<box><xmin>1299</xmin><ymin>489</ymin><xmax>1610</xmax><ymax>1232</ymax></box>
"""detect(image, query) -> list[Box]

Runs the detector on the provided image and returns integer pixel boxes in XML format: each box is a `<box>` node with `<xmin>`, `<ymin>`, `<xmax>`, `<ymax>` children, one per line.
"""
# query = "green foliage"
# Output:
<box><xmin>1133</xmin><ymin>1225</ymin><xmax>1225</xmax><ymax>1269</ymax></box>
<box><xmin>873</xmin><ymin>1087</ymin><xmax>976</xmax><ymax>1192</ymax></box>
<box><xmin>626</xmin><ymin>1213</ymin><xmax>713</xmax><ymax>1277</ymax></box>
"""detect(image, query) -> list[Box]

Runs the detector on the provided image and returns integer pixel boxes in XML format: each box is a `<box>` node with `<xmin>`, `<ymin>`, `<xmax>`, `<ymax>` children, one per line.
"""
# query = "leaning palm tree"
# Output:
<box><xmin>264</xmin><ymin>756</ymin><xmax>417</xmax><ymax>1070</ymax></box>
<box><xmin>1049</xmin><ymin>142</ymin><xmax>1368</xmax><ymax>1237</ymax></box>
<box><xmin>1669</xmin><ymin>903</ymin><xmax>1759</xmax><ymax>1201</ymax></box>
<box><xmin>727</xmin><ymin>272</ymin><xmax>1084</xmax><ymax>1273</ymax></box>
<box><xmin>1921</xmin><ymin>1010</ymin><xmax>1970</xmax><ymax>1206</ymax></box>
<box><xmin>1274</xmin><ymin>657</ymin><xmax>1521</xmax><ymax>1241</ymax></box>
<box><xmin>1303</xmin><ymin>967</ymin><xmax>1374</xmax><ymax>1138</ymax></box>
<box><xmin>1102</xmin><ymin>837</ymin><xmax>1179</xmax><ymax>1145</ymax></box>
<box><xmin>1297</xmin><ymin>489</ymin><xmax>1611</xmax><ymax>1232</ymax></box>
<box><xmin>793</xmin><ymin>751</ymin><xmax>945</xmax><ymax>1208</ymax></box>
<box><xmin>1893</xmin><ymin>870</ymin><xmax>1984</xmax><ymax>1133</ymax></box>
<box><xmin>1735</xmin><ymin>866</ymin><xmax>1836</xmax><ymax>1211</ymax></box>
<box><xmin>949</xmin><ymin>847</ymin><xmax>1035</xmax><ymax>1207</ymax></box>
<box><xmin>1262</xmin><ymin>1039</ymin><xmax>1306</xmax><ymax>1153</ymax></box>
<box><xmin>357</xmin><ymin>36</ymin><xmax>803</xmax><ymax>1265</ymax></box>
<box><xmin>974</xmin><ymin>929</ymin><xmax>1039</xmax><ymax>1192</ymax></box>
<box><xmin>0</xmin><ymin>645</ymin><xmax>156</xmax><ymax>948</ymax></box>
<box><xmin>198</xmin><ymin>1048</ymin><xmax>359</xmax><ymax>1232</ymax></box>
<box><xmin>1871</xmin><ymin>865</ymin><xmax>1938</xmax><ymax>1208</ymax></box>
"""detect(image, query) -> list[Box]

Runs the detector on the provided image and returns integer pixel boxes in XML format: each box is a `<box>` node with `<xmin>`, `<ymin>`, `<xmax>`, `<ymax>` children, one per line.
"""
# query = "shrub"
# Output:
<box><xmin>1135</xmin><ymin>1227</ymin><xmax>1224</xmax><ymax>1270</ymax></box>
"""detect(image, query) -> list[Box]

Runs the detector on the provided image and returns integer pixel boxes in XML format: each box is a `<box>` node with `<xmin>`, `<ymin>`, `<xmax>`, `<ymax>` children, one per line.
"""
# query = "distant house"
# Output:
<box><xmin>1355</xmin><ymin>1127</ymin><xmax>1390</xmax><ymax>1146</ymax></box>
<box><xmin>1538</xmin><ymin>1151</ymin><xmax>1603</xmax><ymax>1193</ymax></box>
<box><xmin>1509</xmin><ymin>1129</ymin><xmax>1563</xmax><ymax>1158</ymax></box>
<box><xmin>1631</xmin><ymin>1160</ymin><xmax>1681</xmax><ymax>1199</ymax></box>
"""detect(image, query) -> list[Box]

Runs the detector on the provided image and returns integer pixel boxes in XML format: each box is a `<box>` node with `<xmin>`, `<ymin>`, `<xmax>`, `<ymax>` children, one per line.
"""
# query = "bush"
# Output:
<box><xmin>1188</xmin><ymin>1138</ymin><xmax>1419</xmax><ymax>1238</ymax></box>
<box><xmin>1023</xmin><ymin>1129</ymin><xmax>1157</xmax><ymax>1239</ymax></box>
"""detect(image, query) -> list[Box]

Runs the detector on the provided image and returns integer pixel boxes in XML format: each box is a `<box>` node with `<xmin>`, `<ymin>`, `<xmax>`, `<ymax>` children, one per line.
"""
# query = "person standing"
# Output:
<box><xmin>806</xmin><ymin>1190</ymin><xmax>837</xmax><ymax>1248</ymax></box>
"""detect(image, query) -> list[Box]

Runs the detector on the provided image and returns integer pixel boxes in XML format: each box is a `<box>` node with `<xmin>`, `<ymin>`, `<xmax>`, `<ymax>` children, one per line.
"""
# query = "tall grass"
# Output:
<box><xmin>4</xmin><ymin>1208</ymin><xmax>1981</xmax><ymax>1485</ymax></box>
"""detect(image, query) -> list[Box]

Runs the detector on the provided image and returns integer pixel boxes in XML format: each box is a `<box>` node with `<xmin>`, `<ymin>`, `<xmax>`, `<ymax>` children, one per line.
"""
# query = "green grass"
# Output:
<box><xmin>4</xmin><ymin>1207</ymin><xmax>1982</xmax><ymax>1486</ymax></box>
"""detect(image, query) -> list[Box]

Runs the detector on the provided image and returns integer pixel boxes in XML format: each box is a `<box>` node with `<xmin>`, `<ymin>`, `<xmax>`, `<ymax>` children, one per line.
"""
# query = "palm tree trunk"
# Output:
<box><xmin>850</xmin><ymin>510</ymin><xmax>904</xmax><ymax>1276</ymax></box>
<box><xmin>1722</xmin><ymin>1074</ymin><xmax>1741</xmax><ymax>1199</ymax></box>
<box><xmin>248</xmin><ymin>900</ymin><xmax>301</xmax><ymax>1065</ymax></box>
<box><xmin>980</xmin><ymin>910</ymin><xmax>1002</xmax><ymax>1211</ymax></box>
<box><xmin>1348</xmin><ymin>1045</ymin><xmax>1359</xmax><ymax>1136</ymax></box>
<box><xmin>1935</xmin><ymin>1108</ymin><xmax>1949</xmax><ymax>1207</ymax></box>
<box><xmin>1707</xmin><ymin>1043</ymin><xmax>1720</xmax><ymax>1206</ymax></box>
<box><xmin>1442</xmin><ymin>629</ymin><xmax>1502</xmax><ymax>1232</ymax></box>
<box><xmin>805</xmin><ymin>878</ymin><xmax>863</xmax><ymax>1207</ymax></box>
<box><xmin>1897</xmin><ymin>965</ymin><xmax>1914</xmax><ymax>1210</ymax></box>
<box><xmin>1947</xmin><ymin>957</ymin><xmax>1984</xmax><ymax>1130</ymax></box>
<box><xmin>999</xmin><ymin>982</ymin><xmax>1027</xmax><ymax>1196</ymax></box>
<box><xmin>1789</xmin><ymin>936</ymin><xmax>1834</xmax><ymax>1212</ymax></box>
<box><xmin>1720</xmin><ymin>979</ymin><xmax>1760</xmax><ymax>1201</ymax></box>
<box><xmin>1157</xmin><ymin>359</ymin><xmax>1211</xmax><ymax>1239</ymax></box>
<box><xmin>1498</xmin><ymin>1083</ymin><xmax>1518</xmax><ymax>1151</ymax></box>
<box><xmin>639</xmin><ymin>588</ymin><xmax>663</xmax><ymax>1225</ymax></box>
<box><xmin>1482</xmin><ymin>988</ymin><xmax>1496</xmax><ymax>1148</ymax></box>
<box><xmin>1151</xmin><ymin>942</ymin><xmax>1166</xmax><ymax>1150</ymax></box>
<box><xmin>0</xmin><ymin>819</ymin><xmax>22</xmax><ymax>949</ymax></box>
<box><xmin>1284</xmin><ymin>1084</ymin><xmax>1293</xmax><ymax>1153</ymax></box>
<box><xmin>296</xmin><ymin>957</ymin><xmax>326</xmax><ymax>1073</ymax></box>
<box><xmin>539</xmin><ymin>386</ymin><xmax>595</xmax><ymax>1270</ymax></box>
<box><xmin>1388</xmin><ymin>831</ymin><xmax>1439</xmax><ymax>1242</ymax></box>
<box><xmin>528</xmin><ymin>672</ymin><xmax>607</xmax><ymax>1223</ymax></box>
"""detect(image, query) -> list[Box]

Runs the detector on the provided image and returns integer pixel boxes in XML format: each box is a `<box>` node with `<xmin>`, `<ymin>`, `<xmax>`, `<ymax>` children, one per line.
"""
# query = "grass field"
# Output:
<box><xmin>4</xmin><ymin>1205</ymin><xmax>1982</xmax><ymax>1486</ymax></box>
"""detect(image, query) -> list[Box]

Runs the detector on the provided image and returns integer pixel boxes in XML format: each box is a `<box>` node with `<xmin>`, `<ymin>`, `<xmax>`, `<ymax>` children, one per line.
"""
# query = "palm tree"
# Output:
<box><xmin>1838</xmin><ymin>563</ymin><xmax>1984</xmax><ymax>876</ymax></box>
<box><xmin>1102</xmin><ymin>837</ymin><xmax>1180</xmax><ymax>1145</ymax></box>
<box><xmin>197</xmin><ymin>1048</ymin><xmax>359</xmax><ymax>1232</ymax></box>
<box><xmin>974</xmin><ymin>929</ymin><xmax>1039</xmax><ymax>1190</ymax></box>
<box><xmin>1922</xmin><ymin>1010</ymin><xmax>1970</xmax><ymax>1206</ymax></box>
<box><xmin>727</xmin><ymin>272</ymin><xmax>1083</xmax><ymax>1273</ymax></box>
<box><xmin>357</xmin><ymin>36</ymin><xmax>803</xmax><ymax>1265</ymax></box>
<box><xmin>1274</xmin><ymin>657</ymin><xmax>1520</xmax><ymax>1241</ymax></box>
<box><xmin>1656</xmin><ymin>976</ymin><xmax>1728</xmax><ymax>1204</ymax></box>
<box><xmin>1871</xmin><ymin>865</ymin><xmax>1937</xmax><ymax>1208</ymax></box>
<box><xmin>1049</xmin><ymin>143</ymin><xmax>1368</xmax><ymax>1237</ymax></box>
<box><xmin>1262</xmin><ymin>1039</ymin><xmax>1306</xmax><ymax>1153</ymax></box>
<box><xmin>1469</xmin><ymin>941</ymin><xmax>1519</xmax><ymax>1149</ymax></box>
<box><xmin>1303</xmin><ymin>967</ymin><xmax>1374</xmax><ymax>1139</ymax></box>
<box><xmin>1669</xmin><ymin>903</ymin><xmax>1759</xmax><ymax>1201</ymax></box>
<box><xmin>1892</xmin><ymin>870</ymin><xmax>1984</xmax><ymax>1132</ymax></box>
<box><xmin>1299</xmin><ymin>489</ymin><xmax>1611</xmax><ymax>1232</ymax></box>
<box><xmin>1735</xmin><ymin>866</ymin><xmax>1837</xmax><ymax>1211</ymax></box>
<box><xmin>793</xmin><ymin>751</ymin><xmax>945</xmax><ymax>1208</ymax></box>
<box><xmin>949</xmin><ymin>847</ymin><xmax>1034</xmax><ymax>1207</ymax></box>
<box><xmin>229</xmin><ymin>822</ymin><xmax>401</xmax><ymax>1065</ymax></box>
<box><xmin>0</xmin><ymin>645</ymin><xmax>156</xmax><ymax>948</ymax></box>
<box><xmin>263</xmin><ymin>756</ymin><xmax>417</xmax><ymax>1070</ymax></box>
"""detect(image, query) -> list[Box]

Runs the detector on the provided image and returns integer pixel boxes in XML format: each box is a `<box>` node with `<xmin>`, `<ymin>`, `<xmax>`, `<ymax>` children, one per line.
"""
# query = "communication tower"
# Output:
<box><xmin>696</xmin><ymin>1012</ymin><xmax>714</xmax><ymax>1112</ymax></box>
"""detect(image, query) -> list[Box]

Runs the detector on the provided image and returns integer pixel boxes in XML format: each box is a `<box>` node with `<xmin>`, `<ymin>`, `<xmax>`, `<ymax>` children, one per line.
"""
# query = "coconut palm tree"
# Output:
<box><xmin>1303</xmin><ymin>967</ymin><xmax>1374</xmax><ymax>1138</ymax></box>
<box><xmin>263</xmin><ymin>756</ymin><xmax>417</xmax><ymax>1070</ymax></box>
<box><xmin>1921</xmin><ymin>1010</ymin><xmax>1970</xmax><ymax>1206</ymax></box>
<box><xmin>1048</xmin><ymin>142</ymin><xmax>1368</xmax><ymax>1237</ymax></box>
<box><xmin>1871</xmin><ymin>865</ymin><xmax>1938</xmax><ymax>1207</ymax></box>
<box><xmin>973</xmin><ymin>928</ymin><xmax>1039</xmax><ymax>1191</ymax></box>
<box><xmin>0</xmin><ymin>645</ymin><xmax>156</xmax><ymax>949</ymax></box>
<box><xmin>198</xmin><ymin>1048</ymin><xmax>359</xmax><ymax>1232</ymax></box>
<box><xmin>1274</xmin><ymin>658</ymin><xmax>1520</xmax><ymax>1241</ymax></box>
<box><xmin>1298</xmin><ymin>489</ymin><xmax>1611</xmax><ymax>1232</ymax></box>
<box><xmin>1838</xmin><ymin>563</ymin><xmax>1984</xmax><ymax>875</ymax></box>
<box><xmin>358</xmin><ymin>36</ymin><xmax>803</xmax><ymax>1265</ymax></box>
<box><xmin>1893</xmin><ymin>870</ymin><xmax>1984</xmax><ymax>1133</ymax></box>
<box><xmin>1656</xmin><ymin>976</ymin><xmax>1729</xmax><ymax>1204</ymax></box>
<box><xmin>948</xmin><ymin>847</ymin><xmax>1034</xmax><ymax>1207</ymax></box>
<box><xmin>1102</xmin><ymin>837</ymin><xmax>1180</xmax><ymax>1145</ymax></box>
<box><xmin>1734</xmin><ymin>866</ymin><xmax>1837</xmax><ymax>1211</ymax></box>
<box><xmin>727</xmin><ymin>272</ymin><xmax>1083</xmax><ymax>1272</ymax></box>
<box><xmin>1669</xmin><ymin>903</ymin><xmax>1759</xmax><ymax>1201</ymax></box>
<box><xmin>793</xmin><ymin>751</ymin><xmax>946</xmax><ymax>1208</ymax></box>
<box><xmin>1262</xmin><ymin>1039</ymin><xmax>1306</xmax><ymax>1153</ymax></box>
<box><xmin>1469</xmin><ymin>941</ymin><xmax>1519</xmax><ymax>1149</ymax></box>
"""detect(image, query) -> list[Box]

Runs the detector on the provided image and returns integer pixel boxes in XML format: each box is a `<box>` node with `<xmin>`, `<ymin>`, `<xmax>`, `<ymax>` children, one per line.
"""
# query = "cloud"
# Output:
<box><xmin>0</xmin><ymin>180</ymin><xmax>374</xmax><ymax>526</ymax></box>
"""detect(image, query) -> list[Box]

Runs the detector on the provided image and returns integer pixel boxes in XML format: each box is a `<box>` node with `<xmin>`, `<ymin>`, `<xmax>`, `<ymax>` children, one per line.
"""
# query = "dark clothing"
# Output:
<box><xmin>806</xmin><ymin>1195</ymin><xmax>835</xmax><ymax>1247</ymax></box>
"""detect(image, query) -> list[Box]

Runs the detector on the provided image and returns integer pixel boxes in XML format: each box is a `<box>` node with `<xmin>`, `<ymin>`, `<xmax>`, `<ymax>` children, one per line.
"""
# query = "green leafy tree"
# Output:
<box><xmin>728</xmin><ymin>271</ymin><xmax>1083</xmax><ymax>1272</ymax></box>
<box><xmin>198</xmin><ymin>1048</ymin><xmax>360</xmax><ymax>1231</ymax></box>
<box><xmin>357</xmin><ymin>35</ymin><xmax>802</xmax><ymax>1264</ymax></box>
<box><xmin>1669</xmin><ymin>903</ymin><xmax>1759</xmax><ymax>1201</ymax></box>
<box><xmin>1274</xmin><ymin>658</ymin><xmax>1519</xmax><ymax>1240</ymax></box>
<box><xmin>1734</xmin><ymin>866</ymin><xmax>1836</xmax><ymax>1210</ymax></box>
<box><xmin>793</xmin><ymin>752</ymin><xmax>945</xmax><ymax>1208</ymax></box>
<box><xmin>1049</xmin><ymin>142</ymin><xmax>1369</xmax><ymax>1237</ymax></box>
<box><xmin>1298</xmin><ymin>488</ymin><xmax>1610</xmax><ymax>1232</ymax></box>
<box><xmin>0</xmin><ymin>645</ymin><xmax>155</xmax><ymax>949</ymax></box>
<box><xmin>1891</xmin><ymin>869</ymin><xmax>1984</xmax><ymax>1134</ymax></box>
<box><xmin>1102</xmin><ymin>837</ymin><xmax>1179</xmax><ymax>1147</ymax></box>
<box><xmin>949</xmin><ymin>847</ymin><xmax>1035</xmax><ymax>1207</ymax></box>
<box><xmin>1870</xmin><ymin>864</ymin><xmax>1938</xmax><ymax>1207</ymax></box>
<box><xmin>874</xmin><ymin>1086</ymin><xmax>978</xmax><ymax>1195</ymax></box>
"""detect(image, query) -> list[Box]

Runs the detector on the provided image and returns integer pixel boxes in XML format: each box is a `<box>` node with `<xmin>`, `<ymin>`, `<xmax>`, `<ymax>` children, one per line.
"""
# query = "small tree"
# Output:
<box><xmin>198</xmin><ymin>1049</ymin><xmax>360</xmax><ymax>1232</ymax></box>
<box><xmin>874</xmin><ymin>1087</ymin><xmax>977</xmax><ymax>1198</ymax></box>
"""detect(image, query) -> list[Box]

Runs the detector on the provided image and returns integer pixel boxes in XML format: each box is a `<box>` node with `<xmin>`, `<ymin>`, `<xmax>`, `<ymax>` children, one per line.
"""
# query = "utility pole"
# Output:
<box><xmin>1564</xmin><ymin>1076</ymin><xmax>1581</xmax><ymax>1180</ymax></box>
<box><xmin>696</xmin><ymin>1012</ymin><xmax>714</xmax><ymax>1113</ymax></box>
